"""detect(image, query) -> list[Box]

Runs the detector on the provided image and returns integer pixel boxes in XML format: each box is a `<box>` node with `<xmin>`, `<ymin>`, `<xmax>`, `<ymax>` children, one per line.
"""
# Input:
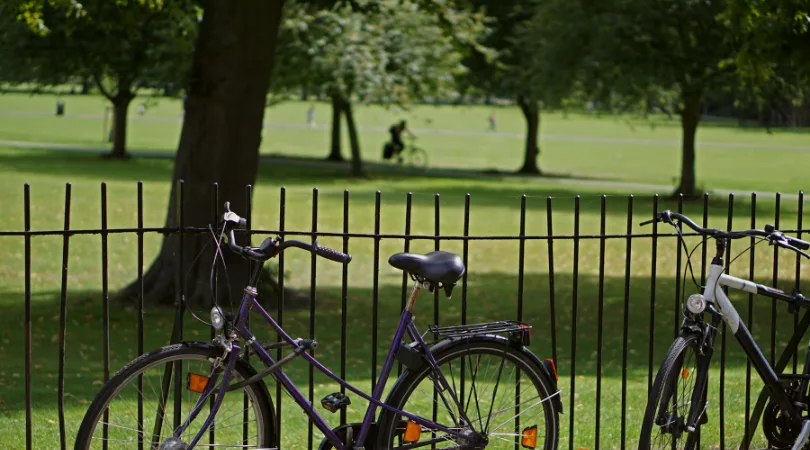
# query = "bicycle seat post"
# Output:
<box><xmin>405</xmin><ymin>278</ymin><xmax>427</xmax><ymax>313</ymax></box>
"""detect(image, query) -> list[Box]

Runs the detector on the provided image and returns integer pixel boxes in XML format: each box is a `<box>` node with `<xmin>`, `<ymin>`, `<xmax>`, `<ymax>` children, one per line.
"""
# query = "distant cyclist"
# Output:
<box><xmin>385</xmin><ymin>120</ymin><xmax>412</xmax><ymax>161</ymax></box>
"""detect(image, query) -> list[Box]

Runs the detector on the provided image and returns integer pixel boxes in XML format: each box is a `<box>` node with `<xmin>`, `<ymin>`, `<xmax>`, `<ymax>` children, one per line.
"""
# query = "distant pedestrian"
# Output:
<box><xmin>307</xmin><ymin>105</ymin><xmax>316</xmax><ymax>128</ymax></box>
<box><xmin>137</xmin><ymin>103</ymin><xmax>146</xmax><ymax>115</ymax></box>
<box><xmin>56</xmin><ymin>98</ymin><xmax>66</xmax><ymax>116</ymax></box>
<box><xmin>488</xmin><ymin>111</ymin><xmax>496</xmax><ymax>131</ymax></box>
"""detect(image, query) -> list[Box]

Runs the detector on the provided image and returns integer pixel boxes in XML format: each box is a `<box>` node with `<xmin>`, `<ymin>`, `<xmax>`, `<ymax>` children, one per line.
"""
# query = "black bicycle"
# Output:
<box><xmin>638</xmin><ymin>211</ymin><xmax>810</xmax><ymax>450</ymax></box>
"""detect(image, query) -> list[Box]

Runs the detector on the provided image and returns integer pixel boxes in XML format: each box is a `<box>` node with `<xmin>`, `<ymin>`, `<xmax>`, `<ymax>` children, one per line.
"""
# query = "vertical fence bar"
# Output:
<box><xmin>459</xmin><ymin>194</ymin><xmax>470</xmax><ymax>409</ymax></box>
<box><xmin>136</xmin><ymin>181</ymin><xmax>144</xmax><ymax>450</ymax></box>
<box><xmin>275</xmin><ymin>187</ymin><xmax>286</xmax><ymax>442</ymax></box>
<box><xmin>57</xmin><ymin>183</ymin><xmax>72</xmax><ymax>450</ymax></box>
<box><xmin>696</xmin><ymin>193</ymin><xmax>709</xmax><ymax>447</ymax></box>
<box><xmin>398</xmin><ymin>192</ymin><xmax>412</xmax><ymax>377</ymax></box>
<box><xmin>546</xmin><ymin>197</ymin><xmax>558</xmax><ymax>365</ymax></box>
<box><xmin>595</xmin><ymin>195</ymin><xmax>607</xmax><ymax>450</ymax></box>
<box><xmin>568</xmin><ymin>195</ymin><xmax>580</xmax><ymax>450</ymax></box>
<box><xmin>620</xmin><ymin>195</ymin><xmax>633</xmax><ymax>450</ymax></box>
<box><xmin>433</xmin><ymin>193</ymin><xmax>441</xmax><ymax>433</ymax></box>
<box><xmin>100</xmin><ymin>182</ymin><xmax>110</xmax><ymax>449</ymax></box>
<box><xmin>462</xmin><ymin>194</ymin><xmax>470</xmax><ymax>327</ymax></box>
<box><xmin>517</xmin><ymin>195</ymin><xmax>526</xmax><ymax>322</ymax></box>
<box><xmin>720</xmin><ymin>193</ymin><xmax>734</xmax><ymax>448</ymax></box>
<box><xmin>744</xmin><ymin>193</ymin><xmax>756</xmax><ymax>441</ymax></box>
<box><xmin>647</xmin><ymin>194</ymin><xmax>659</xmax><ymax>393</ymax></box>
<box><xmin>209</xmin><ymin>183</ymin><xmax>218</xmax><ymax>446</ymax></box>
<box><xmin>24</xmin><ymin>184</ymin><xmax>32</xmax><ymax>450</ymax></box>
<box><xmin>515</xmin><ymin>195</ymin><xmax>527</xmax><ymax>448</ymax></box>
<box><xmin>173</xmin><ymin>180</ymin><xmax>186</xmax><ymax>430</ymax></box>
<box><xmin>794</xmin><ymin>191</ymin><xmax>804</xmax><ymax>374</ymax></box>
<box><xmin>674</xmin><ymin>194</ymin><xmax>684</xmax><ymax>339</ymax></box>
<box><xmin>308</xmin><ymin>188</ymin><xmax>318</xmax><ymax>450</ymax></box>
<box><xmin>771</xmin><ymin>193</ymin><xmax>781</xmax><ymax>364</ymax></box>
<box><xmin>400</xmin><ymin>192</ymin><xmax>413</xmax><ymax>311</ymax></box>
<box><xmin>371</xmin><ymin>191</ymin><xmax>381</xmax><ymax>390</ymax></box>
<box><xmin>243</xmin><ymin>184</ymin><xmax>252</xmax><ymax>447</ymax></box>
<box><xmin>433</xmin><ymin>193</ymin><xmax>440</xmax><ymax>326</ymax></box>
<box><xmin>340</xmin><ymin>190</ymin><xmax>350</xmax><ymax>426</ymax></box>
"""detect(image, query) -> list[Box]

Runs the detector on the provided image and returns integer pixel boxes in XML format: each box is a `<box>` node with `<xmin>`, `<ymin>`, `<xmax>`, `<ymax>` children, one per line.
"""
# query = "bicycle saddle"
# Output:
<box><xmin>388</xmin><ymin>251</ymin><xmax>465</xmax><ymax>285</ymax></box>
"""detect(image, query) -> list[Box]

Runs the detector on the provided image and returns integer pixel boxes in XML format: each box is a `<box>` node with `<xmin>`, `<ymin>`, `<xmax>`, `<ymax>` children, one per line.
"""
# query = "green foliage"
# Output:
<box><xmin>274</xmin><ymin>0</ymin><xmax>474</xmax><ymax>107</ymax></box>
<box><xmin>1</xmin><ymin>0</ymin><xmax>198</xmax><ymax>97</ymax></box>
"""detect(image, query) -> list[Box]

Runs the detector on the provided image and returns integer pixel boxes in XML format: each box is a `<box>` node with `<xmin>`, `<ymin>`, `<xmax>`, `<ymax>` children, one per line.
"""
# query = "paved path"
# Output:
<box><xmin>1</xmin><ymin>108</ymin><xmax>809</xmax><ymax>152</ymax></box>
<box><xmin>0</xmin><ymin>139</ymin><xmax>802</xmax><ymax>201</ymax></box>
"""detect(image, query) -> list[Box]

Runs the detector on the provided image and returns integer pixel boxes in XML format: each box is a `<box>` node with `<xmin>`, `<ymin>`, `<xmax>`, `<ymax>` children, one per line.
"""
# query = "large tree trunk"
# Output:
<box><xmin>341</xmin><ymin>98</ymin><xmax>365</xmax><ymax>177</ymax></box>
<box><xmin>119</xmin><ymin>0</ymin><xmax>287</xmax><ymax>307</ymax></box>
<box><xmin>674</xmin><ymin>93</ymin><xmax>702</xmax><ymax>198</ymax></box>
<box><xmin>107</xmin><ymin>93</ymin><xmax>133</xmax><ymax>159</ymax></box>
<box><xmin>517</xmin><ymin>95</ymin><xmax>541</xmax><ymax>175</ymax></box>
<box><xmin>326</xmin><ymin>95</ymin><xmax>344</xmax><ymax>161</ymax></box>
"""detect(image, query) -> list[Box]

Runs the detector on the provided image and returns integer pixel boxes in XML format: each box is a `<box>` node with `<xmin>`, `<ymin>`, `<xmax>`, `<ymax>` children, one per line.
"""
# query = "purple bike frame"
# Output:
<box><xmin>179</xmin><ymin>282</ymin><xmax>471</xmax><ymax>450</ymax></box>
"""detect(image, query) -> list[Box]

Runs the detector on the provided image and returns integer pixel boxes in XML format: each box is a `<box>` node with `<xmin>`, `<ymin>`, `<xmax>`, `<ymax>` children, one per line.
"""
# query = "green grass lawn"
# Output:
<box><xmin>0</xmin><ymin>91</ymin><xmax>808</xmax><ymax>194</ymax></box>
<box><xmin>0</xmin><ymin>144</ymin><xmax>809</xmax><ymax>449</ymax></box>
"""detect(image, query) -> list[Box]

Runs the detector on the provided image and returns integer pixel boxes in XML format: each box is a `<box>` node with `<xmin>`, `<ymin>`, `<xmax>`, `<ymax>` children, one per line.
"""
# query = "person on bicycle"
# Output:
<box><xmin>388</xmin><ymin>120</ymin><xmax>410</xmax><ymax>159</ymax></box>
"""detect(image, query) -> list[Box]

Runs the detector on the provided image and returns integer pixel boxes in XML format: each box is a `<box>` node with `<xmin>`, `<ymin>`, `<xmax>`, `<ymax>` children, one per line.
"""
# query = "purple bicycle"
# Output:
<box><xmin>75</xmin><ymin>203</ymin><xmax>562</xmax><ymax>449</ymax></box>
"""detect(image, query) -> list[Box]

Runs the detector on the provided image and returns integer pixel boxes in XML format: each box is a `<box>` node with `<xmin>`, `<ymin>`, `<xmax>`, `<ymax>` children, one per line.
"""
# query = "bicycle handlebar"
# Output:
<box><xmin>641</xmin><ymin>210</ymin><xmax>810</xmax><ymax>257</ymax></box>
<box><xmin>219</xmin><ymin>202</ymin><xmax>352</xmax><ymax>264</ymax></box>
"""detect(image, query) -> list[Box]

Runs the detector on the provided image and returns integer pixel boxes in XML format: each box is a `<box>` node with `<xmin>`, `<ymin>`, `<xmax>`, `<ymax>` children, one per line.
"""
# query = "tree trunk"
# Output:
<box><xmin>107</xmin><ymin>94</ymin><xmax>133</xmax><ymax>159</ymax></box>
<box><xmin>674</xmin><ymin>93</ymin><xmax>702</xmax><ymax>198</ymax></box>
<box><xmin>326</xmin><ymin>95</ymin><xmax>344</xmax><ymax>161</ymax></box>
<box><xmin>342</xmin><ymin>98</ymin><xmax>364</xmax><ymax>177</ymax></box>
<box><xmin>517</xmin><ymin>95</ymin><xmax>541</xmax><ymax>175</ymax></box>
<box><xmin>119</xmin><ymin>0</ymin><xmax>289</xmax><ymax>307</ymax></box>
<box><xmin>81</xmin><ymin>77</ymin><xmax>92</xmax><ymax>95</ymax></box>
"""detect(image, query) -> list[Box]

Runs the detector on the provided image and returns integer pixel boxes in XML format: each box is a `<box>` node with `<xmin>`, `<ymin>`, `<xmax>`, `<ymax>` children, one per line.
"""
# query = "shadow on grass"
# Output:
<box><xmin>2</xmin><ymin>270</ymin><xmax>808</xmax><ymax>413</ymax></box>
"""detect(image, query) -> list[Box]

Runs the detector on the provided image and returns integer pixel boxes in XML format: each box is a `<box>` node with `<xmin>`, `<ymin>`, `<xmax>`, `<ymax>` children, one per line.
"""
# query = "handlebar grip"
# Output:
<box><xmin>314</xmin><ymin>245</ymin><xmax>352</xmax><ymax>263</ymax></box>
<box><xmin>788</xmin><ymin>236</ymin><xmax>810</xmax><ymax>250</ymax></box>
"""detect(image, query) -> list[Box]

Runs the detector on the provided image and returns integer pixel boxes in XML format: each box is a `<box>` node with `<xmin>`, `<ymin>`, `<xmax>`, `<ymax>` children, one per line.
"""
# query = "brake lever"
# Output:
<box><xmin>773</xmin><ymin>239</ymin><xmax>810</xmax><ymax>260</ymax></box>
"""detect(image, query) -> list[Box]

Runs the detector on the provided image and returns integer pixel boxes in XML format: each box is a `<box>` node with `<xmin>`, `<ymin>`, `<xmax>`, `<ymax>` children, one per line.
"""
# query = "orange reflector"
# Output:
<box><xmin>546</xmin><ymin>358</ymin><xmax>558</xmax><ymax>381</ymax></box>
<box><xmin>187</xmin><ymin>373</ymin><xmax>209</xmax><ymax>393</ymax></box>
<box><xmin>681</xmin><ymin>368</ymin><xmax>690</xmax><ymax>379</ymax></box>
<box><xmin>521</xmin><ymin>425</ymin><xmax>538</xmax><ymax>449</ymax></box>
<box><xmin>403</xmin><ymin>420</ymin><xmax>421</xmax><ymax>443</ymax></box>
<box><xmin>520</xmin><ymin>323</ymin><xmax>532</xmax><ymax>336</ymax></box>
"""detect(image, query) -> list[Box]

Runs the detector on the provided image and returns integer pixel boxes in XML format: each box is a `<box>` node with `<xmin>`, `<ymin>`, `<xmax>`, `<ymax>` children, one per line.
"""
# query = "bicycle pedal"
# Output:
<box><xmin>321</xmin><ymin>392</ymin><xmax>351</xmax><ymax>413</ymax></box>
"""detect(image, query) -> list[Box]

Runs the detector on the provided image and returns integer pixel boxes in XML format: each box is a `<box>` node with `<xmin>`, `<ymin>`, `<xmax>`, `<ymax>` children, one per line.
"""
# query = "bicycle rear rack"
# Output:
<box><xmin>428</xmin><ymin>320</ymin><xmax>532</xmax><ymax>347</ymax></box>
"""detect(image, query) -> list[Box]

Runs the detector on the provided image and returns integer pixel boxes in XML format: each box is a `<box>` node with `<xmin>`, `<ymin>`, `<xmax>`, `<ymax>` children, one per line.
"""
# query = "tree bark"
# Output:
<box><xmin>119</xmin><ymin>0</ymin><xmax>288</xmax><ymax>307</ymax></box>
<box><xmin>341</xmin><ymin>98</ymin><xmax>365</xmax><ymax>177</ymax></box>
<box><xmin>674</xmin><ymin>93</ymin><xmax>702</xmax><ymax>198</ymax></box>
<box><xmin>326</xmin><ymin>94</ymin><xmax>344</xmax><ymax>161</ymax></box>
<box><xmin>517</xmin><ymin>95</ymin><xmax>541</xmax><ymax>175</ymax></box>
<box><xmin>108</xmin><ymin>94</ymin><xmax>133</xmax><ymax>159</ymax></box>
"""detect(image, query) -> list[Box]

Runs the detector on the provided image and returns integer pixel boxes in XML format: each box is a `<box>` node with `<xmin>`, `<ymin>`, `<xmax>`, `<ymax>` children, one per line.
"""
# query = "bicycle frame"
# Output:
<box><xmin>177</xmin><ymin>279</ymin><xmax>474</xmax><ymax>450</ymax></box>
<box><xmin>694</xmin><ymin>244</ymin><xmax>810</xmax><ymax>424</ymax></box>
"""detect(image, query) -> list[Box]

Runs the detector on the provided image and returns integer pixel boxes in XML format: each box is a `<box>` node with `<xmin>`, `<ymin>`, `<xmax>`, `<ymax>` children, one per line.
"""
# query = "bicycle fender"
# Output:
<box><xmin>423</xmin><ymin>335</ymin><xmax>564</xmax><ymax>414</ymax></box>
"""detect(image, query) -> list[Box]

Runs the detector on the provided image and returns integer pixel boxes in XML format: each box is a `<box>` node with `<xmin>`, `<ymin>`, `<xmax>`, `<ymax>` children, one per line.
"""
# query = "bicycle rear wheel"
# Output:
<box><xmin>639</xmin><ymin>334</ymin><xmax>706</xmax><ymax>450</ymax></box>
<box><xmin>376</xmin><ymin>340</ymin><xmax>560</xmax><ymax>449</ymax></box>
<box><xmin>74</xmin><ymin>343</ymin><xmax>275</xmax><ymax>449</ymax></box>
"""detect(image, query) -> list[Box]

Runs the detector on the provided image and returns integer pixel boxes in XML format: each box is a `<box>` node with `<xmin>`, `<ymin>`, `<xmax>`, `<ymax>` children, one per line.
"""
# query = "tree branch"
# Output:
<box><xmin>92</xmin><ymin>72</ymin><xmax>115</xmax><ymax>101</ymax></box>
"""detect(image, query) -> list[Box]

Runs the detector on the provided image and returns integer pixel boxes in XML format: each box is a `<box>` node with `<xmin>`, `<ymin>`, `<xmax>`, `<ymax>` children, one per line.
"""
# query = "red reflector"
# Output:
<box><xmin>546</xmin><ymin>358</ymin><xmax>558</xmax><ymax>381</ymax></box>
<box><xmin>187</xmin><ymin>373</ymin><xmax>209</xmax><ymax>393</ymax></box>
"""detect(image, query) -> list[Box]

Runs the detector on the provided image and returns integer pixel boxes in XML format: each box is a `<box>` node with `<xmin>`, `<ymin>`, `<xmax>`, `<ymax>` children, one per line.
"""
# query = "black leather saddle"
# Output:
<box><xmin>388</xmin><ymin>251</ymin><xmax>465</xmax><ymax>287</ymax></box>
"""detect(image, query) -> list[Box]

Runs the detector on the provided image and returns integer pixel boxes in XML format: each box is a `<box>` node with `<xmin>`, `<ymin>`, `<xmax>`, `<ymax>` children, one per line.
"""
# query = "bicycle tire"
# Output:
<box><xmin>639</xmin><ymin>334</ymin><xmax>706</xmax><ymax>450</ymax></box>
<box><xmin>74</xmin><ymin>343</ymin><xmax>276</xmax><ymax>449</ymax></box>
<box><xmin>376</xmin><ymin>339</ymin><xmax>560</xmax><ymax>449</ymax></box>
<box><xmin>408</xmin><ymin>148</ymin><xmax>428</xmax><ymax>171</ymax></box>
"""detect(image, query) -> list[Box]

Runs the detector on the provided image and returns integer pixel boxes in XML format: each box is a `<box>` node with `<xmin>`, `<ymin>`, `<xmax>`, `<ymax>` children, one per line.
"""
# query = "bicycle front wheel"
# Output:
<box><xmin>376</xmin><ymin>340</ymin><xmax>560</xmax><ymax>449</ymax></box>
<box><xmin>74</xmin><ymin>343</ymin><xmax>275</xmax><ymax>449</ymax></box>
<box><xmin>407</xmin><ymin>148</ymin><xmax>428</xmax><ymax>170</ymax></box>
<box><xmin>639</xmin><ymin>334</ymin><xmax>706</xmax><ymax>450</ymax></box>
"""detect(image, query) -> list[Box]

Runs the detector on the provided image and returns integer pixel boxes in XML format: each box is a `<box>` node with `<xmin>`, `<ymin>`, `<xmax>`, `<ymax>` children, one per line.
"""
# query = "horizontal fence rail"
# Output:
<box><xmin>1</xmin><ymin>181</ymin><xmax>808</xmax><ymax>450</ymax></box>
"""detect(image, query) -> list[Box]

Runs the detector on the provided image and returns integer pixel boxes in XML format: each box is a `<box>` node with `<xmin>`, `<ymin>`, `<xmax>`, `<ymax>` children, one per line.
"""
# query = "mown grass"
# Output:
<box><xmin>0</xmin><ymin>126</ymin><xmax>807</xmax><ymax>447</ymax></box>
<box><xmin>0</xmin><ymin>92</ymin><xmax>809</xmax><ymax>194</ymax></box>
